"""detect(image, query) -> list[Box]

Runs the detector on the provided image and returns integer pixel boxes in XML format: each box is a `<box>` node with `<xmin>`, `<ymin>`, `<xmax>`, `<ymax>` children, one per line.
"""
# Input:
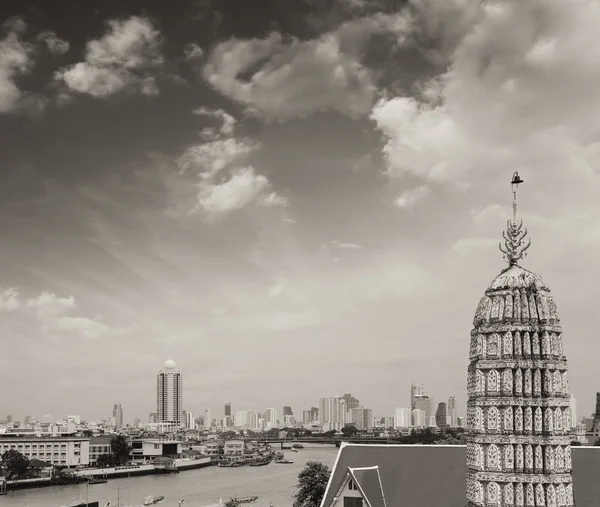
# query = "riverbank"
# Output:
<box><xmin>6</xmin><ymin>457</ymin><xmax>212</xmax><ymax>491</ymax></box>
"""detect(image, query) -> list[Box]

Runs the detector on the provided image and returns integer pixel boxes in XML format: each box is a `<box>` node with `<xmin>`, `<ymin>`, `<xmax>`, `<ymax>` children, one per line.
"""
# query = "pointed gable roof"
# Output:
<box><xmin>349</xmin><ymin>466</ymin><xmax>386</xmax><ymax>507</ymax></box>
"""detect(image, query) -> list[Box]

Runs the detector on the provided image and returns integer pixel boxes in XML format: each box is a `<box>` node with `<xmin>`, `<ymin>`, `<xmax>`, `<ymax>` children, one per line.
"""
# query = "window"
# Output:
<box><xmin>344</xmin><ymin>498</ymin><xmax>362</xmax><ymax>507</ymax></box>
<box><xmin>348</xmin><ymin>479</ymin><xmax>358</xmax><ymax>491</ymax></box>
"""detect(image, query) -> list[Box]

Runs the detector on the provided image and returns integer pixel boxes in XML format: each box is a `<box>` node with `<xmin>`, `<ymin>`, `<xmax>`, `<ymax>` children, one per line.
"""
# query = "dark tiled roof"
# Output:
<box><xmin>321</xmin><ymin>444</ymin><xmax>600</xmax><ymax>507</ymax></box>
<box><xmin>350</xmin><ymin>467</ymin><xmax>386</xmax><ymax>507</ymax></box>
<box><xmin>89</xmin><ymin>436</ymin><xmax>113</xmax><ymax>445</ymax></box>
<box><xmin>28</xmin><ymin>459</ymin><xmax>52</xmax><ymax>468</ymax></box>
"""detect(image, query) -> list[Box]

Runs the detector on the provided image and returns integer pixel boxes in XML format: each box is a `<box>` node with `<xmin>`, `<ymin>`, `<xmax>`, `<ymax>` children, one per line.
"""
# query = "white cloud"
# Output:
<box><xmin>179</xmin><ymin>138</ymin><xmax>256</xmax><ymax>179</ymax></box>
<box><xmin>37</xmin><ymin>30</ymin><xmax>70</xmax><ymax>56</ymax></box>
<box><xmin>394</xmin><ymin>185</ymin><xmax>430</xmax><ymax>208</ymax></box>
<box><xmin>26</xmin><ymin>292</ymin><xmax>76</xmax><ymax>318</ymax></box>
<box><xmin>0</xmin><ymin>19</ymin><xmax>35</xmax><ymax>113</ymax></box>
<box><xmin>184</xmin><ymin>42</ymin><xmax>204</xmax><ymax>62</ymax></box>
<box><xmin>55</xmin><ymin>16</ymin><xmax>164</xmax><ymax>98</ymax></box>
<box><xmin>0</xmin><ymin>288</ymin><xmax>20</xmax><ymax>311</ymax></box>
<box><xmin>202</xmin><ymin>13</ymin><xmax>410</xmax><ymax>122</ymax></box>
<box><xmin>197</xmin><ymin>167</ymin><xmax>285</xmax><ymax>215</ymax></box>
<box><xmin>193</xmin><ymin>107</ymin><xmax>236</xmax><ymax>138</ymax></box>
<box><xmin>328</xmin><ymin>240</ymin><xmax>364</xmax><ymax>250</ymax></box>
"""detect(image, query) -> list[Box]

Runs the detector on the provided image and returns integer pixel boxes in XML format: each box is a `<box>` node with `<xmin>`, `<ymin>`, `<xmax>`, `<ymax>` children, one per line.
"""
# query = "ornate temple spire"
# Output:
<box><xmin>499</xmin><ymin>171</ymin><xmax>531</xmax><ymax>266</ymax></box>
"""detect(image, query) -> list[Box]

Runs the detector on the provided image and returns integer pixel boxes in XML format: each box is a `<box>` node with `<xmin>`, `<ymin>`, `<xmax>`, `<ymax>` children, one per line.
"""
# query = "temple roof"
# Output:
<box><xmin>320</xmin><ymin>445</ymin><xmax>600</xmax><ymax>507</ymax></box>
<box><xmin>487</xmin><ymin>264</ymin><xmax>549</xmax><ymax>292</ymax></box>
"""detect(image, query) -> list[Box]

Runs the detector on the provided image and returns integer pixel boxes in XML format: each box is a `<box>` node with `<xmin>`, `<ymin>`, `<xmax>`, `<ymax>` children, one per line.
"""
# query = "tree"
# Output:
<box><xmin>1</xmin><ymin>449</ymin><xmax>30</xmax><ymax>480</ymax></box>
<box><xmin>96</xmin><ymin>454</ymin><xmax>114</xmax><ymax>468</ymax></box>
<box><xmin>341</xmin><ymin>425</ymin><xmax>358</xmax><ymax>438</ymax></box>
<box><xmin>294</xmin><ymin>461</ymin><xmax>331</xmax><ymax>507</ymax></box>
<box><xmin>110</xmin><ymin>435</ymin><xmax>131</xmax><ymax>466</ymax></box>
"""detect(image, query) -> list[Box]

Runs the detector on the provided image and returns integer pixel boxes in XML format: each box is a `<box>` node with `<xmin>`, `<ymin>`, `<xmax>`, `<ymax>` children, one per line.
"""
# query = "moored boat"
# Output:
<box><xmin>143</xmin><ymin>495</ymin><xmax>165</xmax><ymax>505</ymax></box>
<box><xmin>230</xmin><ymin>496</ymin><xmax>258</xmax><ymax>504</ymax></box>
<box><xmin>274</xmin><ymin>459</ymin><xmax>294</xmax><ymax>464</ymax></box>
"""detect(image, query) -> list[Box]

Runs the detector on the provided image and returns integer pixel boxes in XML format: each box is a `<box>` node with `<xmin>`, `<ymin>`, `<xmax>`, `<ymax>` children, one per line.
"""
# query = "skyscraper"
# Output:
<box><xmin>156</xmin><ymin>358</ymin><xmax>183</xmax><ymax>426</ymax></box>
<box><xmin>186</xmin><ymin>411</ymin><xmax>195</xmax><ymax>429</ymax></box>
<box><xmin>224</xmin><ymin>402</ymin><xmax>231</xmax><ymax>417</ymax></box>
<box><xmin>435</xmin><ymin>402</ymin><xmax>448</xmax><ymax>428</ymax></box>
<box><xmin>282</xmin><ymin>406</ymin><xmax>293</xmax><ymax>417</ymax></box>
<box><xmin>265</xmin><ymin>408</ymin><xmax>277</xmax><ymax>429</ymax></box>
<box><xmin>447</xmin><ymin>396</ymin><xmax>457</xmax><ymax>426</ymax></box>
<box><xmin>302</xmin><ymin>410</ymin><xmax>311</xmax><ymax>424</ymax></box>
<box><xmin>112</xmin><ymin>404</ymin><xmax>123</xmax><ymax>429</ymax></box>
<box><xmin>204</xmin><ymin>409</ymin><xmax>212</xmax><ymax>428</ymax></box>
<box><xmin>465</xmin><ymin>174</ymin><xmax>574</xmax><ymax>507</ymax></box>
<box><xmin>349</xmin><ymin>408</ymin><xmax>372</xmax><ymax>430</ymax></box>
<box><xmin>318</xmin><ymin>396</ymin><xmax>347</xmax><ymax>431</ymax></box>
<box><xmin>310</xmin><ymin>406</ymin><xmax>319</xmax><ymax>422</ymax></box>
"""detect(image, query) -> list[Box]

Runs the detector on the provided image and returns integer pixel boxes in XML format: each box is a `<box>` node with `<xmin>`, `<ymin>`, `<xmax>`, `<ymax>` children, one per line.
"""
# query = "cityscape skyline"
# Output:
<box><xmin>2</xmin><ymin>0</ymin><xmax>600</xmax><ymax>422</ymax></box>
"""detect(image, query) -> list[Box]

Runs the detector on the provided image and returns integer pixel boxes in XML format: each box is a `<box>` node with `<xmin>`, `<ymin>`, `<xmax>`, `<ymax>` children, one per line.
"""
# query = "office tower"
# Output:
<box><xmin>447</xmin><ymin>396</ymin><xmax>457</xmax><ymax>426</ymax></box>
<box><xmin>410</xmin><ymin>384</ymin><xmax>423</xmax><ymax>409</ymax></box>
<box><xmin>310</xmin><ymin>407</ymin><xmax>319</xmax><ymax>422</ymax></box>
<box><xmin>318</xmin><ymin>396</ymin><xmax>347</xmax><ymax>431</ymax></box>
<box><xmin>6</xmin><ymin>415</ymin><xmax>12</xmax><ymax>423</ymax></box>
<box><xmin>350</xmin><ymin>408</ymin><xmax>372</xmax><ymax>430</ymax></box>
<box><xmin>411</xmin><ymin>409</ymin><xmax>426</xmax><ymax>427</ymax></box>
<box><xmin>342</xmin><ymin>394</ymin><xmax>359</xmax><ymax>423</ymax></box>
<box><xmin>282</xmin><ymin>406</ymin><xmax>294</xmax><ymax>417</ymax></box>
<box><xmin>157</xmin><ymin>358</ymin><xmax>183</xmax><ymax>426</ymax></box>
<box><xmin>225</xmin><ymin>402</ymin><xmax>231</xmax><ymax>417</ymax></box>
<box><xmin>186</xmin><ymin>411</ymin><xmax>195</xmax><ymax>429</ymax></box>
<box><xmin>149</xmin><ymin>412</ymin><xmax>158</xmax><ymax>423</ymax></box>
<box><xmin>413</xmin><ymin>396</ymin><xmax>432</xmax><ymax>424</ymax></box>
<box><xmin>204</xmin><ymin>409</ymin><xmax>212</xmax><ymax>428</ymax></box>
<box><xmin>302</xmin><ymin>410</ymin><xmax>311</xmax><ymax>424</ymax></box>
<box><xmin>224</xmin><ymin>416</ymin><xmax>232</xmax><ymax>427</ymax></box>
<box><xmin>265</xmin><ymin>408</ymin><xmax>277</xmax><ymax>429</ymax></box>
<box><xmin>435</xmin><ymin>402</ymin><xmax>448</xmax><ymax>428</ymax></box>
<box><xmin>394</xmin><ymin>407</ymin><xmax>411</xmax><ymax>428</ymax></box>
<box><xmin>112</xmin><ymin>404</ymin><xmax>123</xmax><ymax>429</ymax></box>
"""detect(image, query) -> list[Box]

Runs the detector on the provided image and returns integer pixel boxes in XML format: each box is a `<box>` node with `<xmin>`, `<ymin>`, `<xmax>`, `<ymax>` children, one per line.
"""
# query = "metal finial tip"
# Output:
<box><xmin>511</xmin><ymin>171</ymin><xmax>523</xmax><ymax>185</ymax></box>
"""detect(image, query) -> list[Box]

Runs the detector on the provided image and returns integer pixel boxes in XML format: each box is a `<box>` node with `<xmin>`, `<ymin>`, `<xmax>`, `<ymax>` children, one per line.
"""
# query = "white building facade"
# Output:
<box><xmin>156</xmin><ymin>358</ymin><xmax>183</xmax><ymax>427</ymax></box>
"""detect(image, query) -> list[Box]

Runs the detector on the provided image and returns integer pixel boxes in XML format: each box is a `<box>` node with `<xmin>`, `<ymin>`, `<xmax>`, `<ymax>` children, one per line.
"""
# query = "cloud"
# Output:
<box><xmin>0</xmin><ymin>288</ymin><xmax>20</xmax><ymax>311</ymax></box>
<box><xmin>36</xmin><ymin>30</ymin><xmax>70</xmax><ymax>56</ymax></box>
<box><xmin>55</xmin><ymin>16</ymin><xmax>164</xmax><ymax>98</ymax></box>
<box><xmin>177</xmin><ymin>108</ymin><xmax>287</xmax><ymax>217</ymax></box>
<box><xmin>0</xmin><ymin>18</ymin><xmax>36</xmax><ymax>113</ymax></box>
<box><xmin>193</xmin><ymin>106</ymin><xmax>236</xmax><ymax>139</ymax></box>
<box><xmin>394</xmin><ymin>185</ymin><xmax>430</xmax><ymax>208</ymax></box>
<box><xmin>371</xmin><ymin>0</ymin><xmax>600</xmax><ymax>213</ymax></box>
<box><xmin>327</xmin><ymin>240</ymin><xmax>364</xmax><ymax>250</ymax></box>
<box><xmin>184</xmin><ymin>42</ymin><xmax>204</xmax><ymax>64</ymax></box>
<box><xmin>197</xmin><ymin>167</ymin><xmax>284</xmax><ymax>215</ymax></box>
<box><xmin>202</xmin><ymin>13</ymin><xmax>410</xmax><ymax>122</ymax></box>
<box><xmin>26</xmin><ymin>291</ymin><xmax>76</xmax><ymax>318</ymax></box>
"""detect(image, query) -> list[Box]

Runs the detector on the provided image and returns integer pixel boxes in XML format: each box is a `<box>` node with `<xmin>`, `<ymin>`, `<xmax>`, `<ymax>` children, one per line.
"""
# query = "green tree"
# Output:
<box><xmin>1</xmin><ymin>449</ymin><xmax>30</xmax><ymax>480</ymax></box>
<box><xmin>294</xmin><ymin>461</ymin><xmax>331</xmax><ymax>507</ymax></box>
<box><xmin>110</xmin><ymin>435</ymin><xmax>131</xmax><ymax>465</ymax></box>
<box><xmin>96</xmin><ymin>454</ymin><xmax>114</xmax><ymax>467</ymax></box>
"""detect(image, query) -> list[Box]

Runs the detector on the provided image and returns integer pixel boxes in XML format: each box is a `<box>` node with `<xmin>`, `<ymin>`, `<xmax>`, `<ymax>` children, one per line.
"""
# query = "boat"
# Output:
<box><xmin>248</xmin><ymin>461</ymin><xmax>269</xmax><ymax>467</ymax></box>
<box><xmin>219</xmin><ymin>461</ymin><xmax>243</xmax><ymax>467</ymax></box>
<box><xmin>274</xmin><ymin>459</ymin><xmax>294</xmax><ymax>464</ymax></box>
<box><xmin>292</xmin><ymin>444</ymin><xmax>304</xmax><ymax>449</ymax></box>
<box><xmin>290</xmin><ymin>449</ymin><xmax>299</xmax><ymax>453</ymax></box>
<box><xmin>230</xmin><ymin>496</ymin><xmax>258</xmax><ymax>504</ymax></box>
<box><xmin>88</xmin><ymin>476</ymin><xmax>108</xmax><ymax>484</ymax></box>
<box><xmin>143</xmin><ymin>495</ymin><xmax>165</xmax><ymax>505</ymax></box>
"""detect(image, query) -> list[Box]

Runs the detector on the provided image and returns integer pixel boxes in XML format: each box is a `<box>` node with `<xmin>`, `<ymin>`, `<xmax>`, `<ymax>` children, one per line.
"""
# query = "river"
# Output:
<box><xmin>4</xmin><ymin>445</ymin><xmax>339</xmax><ymax>507</ymax></box>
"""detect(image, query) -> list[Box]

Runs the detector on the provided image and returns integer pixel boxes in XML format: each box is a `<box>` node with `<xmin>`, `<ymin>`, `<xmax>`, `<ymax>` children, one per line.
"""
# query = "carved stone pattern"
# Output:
<box><xmin>466</xmin><ymin>266</ymin><xmax>574</xmax><ymax>506</ymax></box>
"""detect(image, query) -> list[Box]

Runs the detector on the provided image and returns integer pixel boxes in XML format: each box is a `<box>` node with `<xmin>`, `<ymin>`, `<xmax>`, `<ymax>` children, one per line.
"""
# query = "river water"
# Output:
<box><xmin>4</xmin><ymin>446</ymin><xmax>339</xmax><ymax>507</ymax></box>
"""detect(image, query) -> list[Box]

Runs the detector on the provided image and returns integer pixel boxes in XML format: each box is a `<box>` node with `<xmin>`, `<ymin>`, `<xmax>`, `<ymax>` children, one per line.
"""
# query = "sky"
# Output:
<box><xmin>1</xmin><ymin>0</ymin><xmax>600</xmax><ymax>424</ymax></box>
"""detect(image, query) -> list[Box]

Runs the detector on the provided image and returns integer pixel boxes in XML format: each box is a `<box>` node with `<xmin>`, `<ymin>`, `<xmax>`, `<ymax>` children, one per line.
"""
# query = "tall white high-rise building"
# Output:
<box><xmin>318</xmin><ymin>396</ymin><xmax>347</xmax><ymax>431</ymax></box>
<box><xmin>204</xmin><ymin>409</ymin><xmax>212</xmax><ymax>428</ymax></box>
<box><xmin>186</xmin><ymin>411</ymin><xmax>195</xmax><ymax>429</ymax></box>
<box><xmin>112</xmin><ymin>404</ymin><xmax>123</xmax><ymax>429</ymax></box>
<box><xmin>447</xmin><ymin>396</ymin><xmax>457</xmax><ymax>426</ymax></box>
<box><xmin>157</xmin><ymin>358</ymin><xmax>183</xmax><ymax>426</ymax></box>
<box><xmin>265</xmin><ymin>408</ymin><xmax>277</xmax><ymax>429</ymax></box>
<box><xmin>394</xmin><ymin>407</ymin><xmax>411</xmax><ymax>428</ymax></box>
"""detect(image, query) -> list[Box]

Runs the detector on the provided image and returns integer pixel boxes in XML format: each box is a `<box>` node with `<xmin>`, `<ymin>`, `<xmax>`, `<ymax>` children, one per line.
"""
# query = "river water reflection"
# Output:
<box><xmin>4</xmin><ymin>446</ymin><xmax>338</xmax><ymax>507</ymax></box>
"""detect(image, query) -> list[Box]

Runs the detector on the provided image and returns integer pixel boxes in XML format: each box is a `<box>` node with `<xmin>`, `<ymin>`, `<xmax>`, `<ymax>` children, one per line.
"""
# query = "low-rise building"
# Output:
<box><xmin>129</xmin><ymin>438</ymin><xmax>183</xmax><ymax>463</ymax></box>
<box><xmin>89</xmin><ymin>436</ymin><xmax>113</xmax><ymax>465</ymax></box>
<box><xmin>223</xmin><ymin>439</ymin><xmax>244</xmax><ymax>460</ymax></box>
<box><xmin>0</xmin><ymin>436</ymin><xmax>89</xmax><ymax>468</ymax></box>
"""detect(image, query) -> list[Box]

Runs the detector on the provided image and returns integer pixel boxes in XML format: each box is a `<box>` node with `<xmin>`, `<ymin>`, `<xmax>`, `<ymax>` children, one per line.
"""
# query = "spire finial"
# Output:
<box><xmin>499</xmin><ymin>171</ymin><xmax>531</xmax><ymax>266</ymax></box>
